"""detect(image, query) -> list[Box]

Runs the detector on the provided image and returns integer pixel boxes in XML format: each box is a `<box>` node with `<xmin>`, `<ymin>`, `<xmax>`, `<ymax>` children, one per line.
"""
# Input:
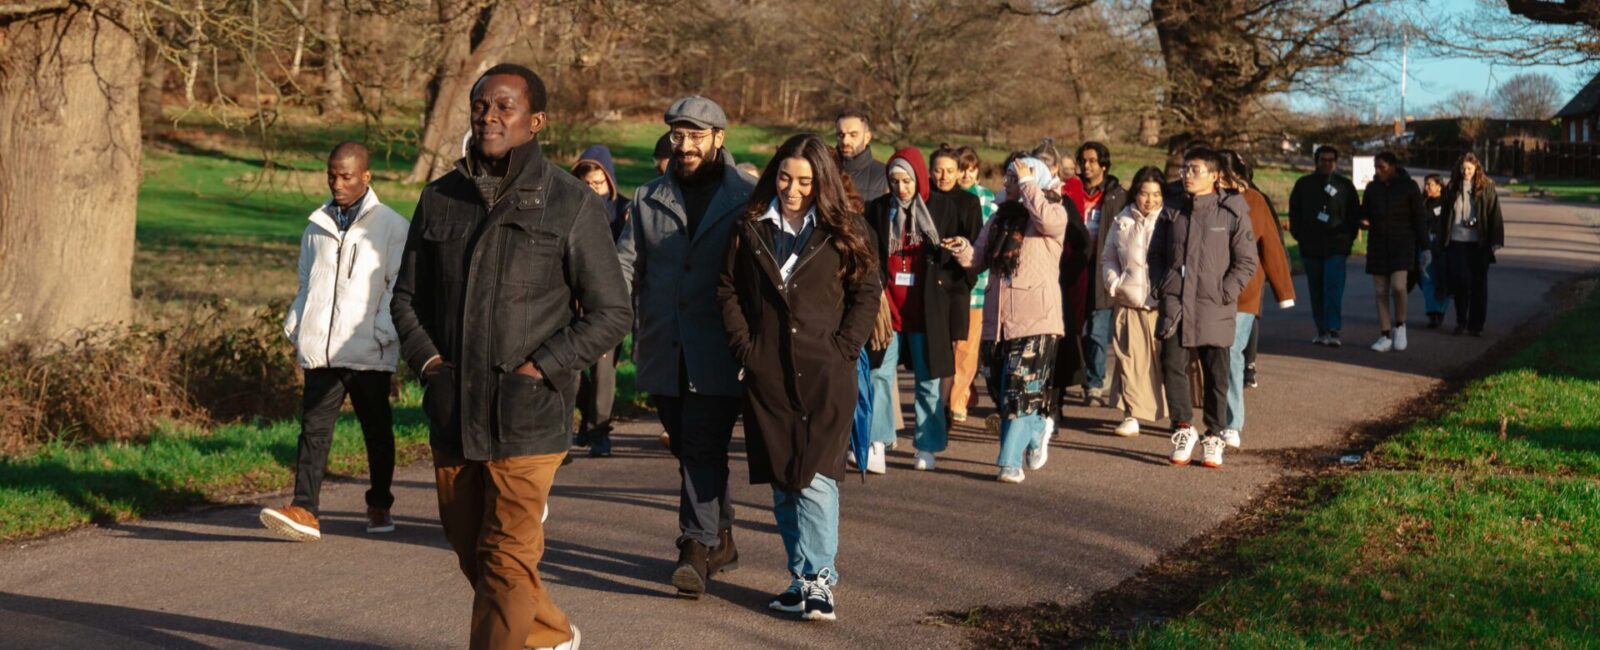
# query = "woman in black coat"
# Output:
<box><xmin>1359</xmin><ymin>152</ymin><xmax>1429</xmax><ymax>353</ymax></box>
<box><xmin>863</xmin><ymin>146</ymin><xmax>979</xmax><ymax>472</ymax></box>
<box><xmin>1439</xmin><ymin>151</ymin><xmax>1505</xmax><ymax>336</ymax></box>
<box><xmin>717</xmin><ymin>133</ymin><xmax>881</xmax><ymax>621</ymax></box>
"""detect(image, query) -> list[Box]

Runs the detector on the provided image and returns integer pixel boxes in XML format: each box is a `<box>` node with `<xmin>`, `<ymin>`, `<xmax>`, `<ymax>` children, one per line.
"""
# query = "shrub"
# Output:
<box><xmin>0</xmin><ymin>301</ymin><xmax>301</xmax><ymax>455</ymax></box>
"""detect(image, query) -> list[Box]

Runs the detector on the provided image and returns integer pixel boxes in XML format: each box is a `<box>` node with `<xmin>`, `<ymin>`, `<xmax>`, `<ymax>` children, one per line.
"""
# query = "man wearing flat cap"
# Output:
<box><xmin>617</xmin><ymin>95</ymin><xmax>755</xmax><ymax>599</ymax></box>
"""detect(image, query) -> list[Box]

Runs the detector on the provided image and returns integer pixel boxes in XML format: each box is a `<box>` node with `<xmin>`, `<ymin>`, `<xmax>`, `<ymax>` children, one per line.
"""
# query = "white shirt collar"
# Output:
<box><xmin>757</xmin><ymin>198</ymin><xmax>815</xmax><ymax>235</ymax></box>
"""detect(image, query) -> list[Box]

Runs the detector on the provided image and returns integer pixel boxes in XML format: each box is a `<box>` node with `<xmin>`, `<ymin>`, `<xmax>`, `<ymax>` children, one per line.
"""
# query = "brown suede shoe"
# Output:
<box><xmin>366</xmin><ymin>507</ymin><xmax>395</xmax><ymax>534</ymax></box>
<box><xmin>707</xmin><ymin>528</ymin><xmax>739</xmax><ymax>575</ymax></box>
<box><xmin>259</xmin><ymin>505</ymin><xmax>321</xmax><ymax>542</ymax></box>
<box><xmin>671</xmin><ymin>540</ymin><xmax>709</xmax><ymax>599</ymax></box>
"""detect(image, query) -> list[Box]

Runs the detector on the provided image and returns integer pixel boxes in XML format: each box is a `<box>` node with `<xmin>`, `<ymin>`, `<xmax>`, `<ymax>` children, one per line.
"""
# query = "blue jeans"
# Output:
<box><xmin>994</xmin><ymin>367</ymin><xmax>1048</xmax><ymax>470</ymax></box>
<box><xmin>1420</xmin><ymin>239</ymin><xmax>1451</xmax><ymax>316</ymax></box>
<box><xmin>905</xmin><ymin>332</ymin><xmax>949</xmax><ymax>453</ymax></box>
<box><xmin>868</xmin><ymin>332</ymin><xmax>901</xmax><ymax>447</ymax></box>
<box><xmin>1303</xmin><ymin>255</ymin><xmax>1347</xmax><ymax>333</ymax></box>
<box><xmin>772</xmin><ymin>474</ymin><xmax>839</xmax><ymax>583</ymax></box>
<box><xmin>1082</xmin><ymin>308</ymin><xmax>1113</xmax><ymax>390</ymax></box>
<box><xmin>1225</xmin><ymin>313</ymin><xmax>1255</xmax><ymax>431</ymax></box>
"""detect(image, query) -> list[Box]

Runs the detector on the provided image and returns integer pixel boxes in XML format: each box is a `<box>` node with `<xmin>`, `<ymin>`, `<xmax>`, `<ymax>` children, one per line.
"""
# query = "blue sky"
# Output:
<box><xmin>1286</xmin><ymin>0</ymin><xmax>1596</xmax><ymax>116</ymax></box>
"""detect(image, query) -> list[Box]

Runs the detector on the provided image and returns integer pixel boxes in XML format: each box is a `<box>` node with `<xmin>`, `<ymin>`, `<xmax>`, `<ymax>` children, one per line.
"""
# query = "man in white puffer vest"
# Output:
<box><xmin>260</xmin><ymin>142</ymin><xmax>410</xmax><ymax>542</ymax></box>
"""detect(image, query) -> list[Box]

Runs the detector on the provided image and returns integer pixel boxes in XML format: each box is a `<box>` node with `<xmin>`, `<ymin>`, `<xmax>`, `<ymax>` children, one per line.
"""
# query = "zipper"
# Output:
<box><xmin>347</xmin><ymin>243</ymin><xmax>358</xmax><ymax>279</ymax></box>
<box><xmin>326</xmin><ymin>229</ymin><xmax>345</xmax><ymax>365</ymax></box>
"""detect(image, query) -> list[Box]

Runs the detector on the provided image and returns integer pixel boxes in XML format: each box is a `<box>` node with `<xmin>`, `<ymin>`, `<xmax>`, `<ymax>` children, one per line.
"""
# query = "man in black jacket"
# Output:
<box><xmin>835</xmin><ymin>108</ymin><xmax>888</xmax><ymax>201</ymax></box>
<box><xmin>1077</xmin><ymin>141</ymin><xmax>1129</xmax><ymax>406</ymax></box>
<box><xmin>1288</xmin><ymin>145</ymin><xmax>1360</xmax><ymax>348</ymax></box>
<box><xmin>392</xmin><ymin>64</ymin><xmax>630</xmax><ymax>650</ymax></box>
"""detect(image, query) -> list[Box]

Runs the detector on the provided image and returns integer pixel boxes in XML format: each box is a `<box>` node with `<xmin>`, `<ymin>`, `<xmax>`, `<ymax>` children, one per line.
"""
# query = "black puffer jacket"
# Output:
<box><xmin>1360</xmin><ymin>168</ymin><xmax>1429</xmax><ymax>276</ymax></box>
<box><xmin>392</xmin><ymin>140</ymin><xmax>632</xmax><ymax>461</ymax></box>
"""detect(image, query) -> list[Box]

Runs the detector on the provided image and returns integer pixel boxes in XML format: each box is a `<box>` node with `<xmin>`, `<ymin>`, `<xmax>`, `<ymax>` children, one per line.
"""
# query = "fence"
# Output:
<box><xmin>1404</xmin><ymin>141</ymin><xmax>1600</xmax><ymax>181</ymax></box>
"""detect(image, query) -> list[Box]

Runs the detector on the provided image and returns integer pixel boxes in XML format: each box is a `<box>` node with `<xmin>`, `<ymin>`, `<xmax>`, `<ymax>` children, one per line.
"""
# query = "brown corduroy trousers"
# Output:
<box><xmin>434</xmin><ymin>449</ymin><xmax>572</xmax><ymax>650</ymax></box>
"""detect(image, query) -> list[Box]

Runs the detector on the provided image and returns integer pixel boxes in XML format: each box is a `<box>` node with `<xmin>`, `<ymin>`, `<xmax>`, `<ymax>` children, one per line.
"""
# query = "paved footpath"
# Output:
<box><xmin>4</xmin><ymin>196</ymin><xmax>1598</xmax><ymax>650</ymax></box>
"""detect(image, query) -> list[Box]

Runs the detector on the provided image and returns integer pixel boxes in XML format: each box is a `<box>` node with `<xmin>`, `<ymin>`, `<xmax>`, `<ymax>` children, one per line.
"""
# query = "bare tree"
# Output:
<box><xmin>1149</xmin><ymin>0</ymin><xmax>1390</xmax><ymax>148</ymax></box>
<box><xmin>407</xmin><ymin>0</ymin><xmax>539</xmax><ymax>184</ymax></box>
<box><xmin>1495</xmin><ymin>71</ymin><xmax>1563</xmax><ymax>119</ymax></box>
<box><xmin>805</xmin><ymin>0</ymin><xmax>1012</xmax><ymax>142</ymax></box>
<box><xmin>1435</xmin><ymin>89</ymin><xmax>1492</xmax><ymax>143</ymax></box>
<box><xmin>1413</xmin><ymin>0</ymin><xmax>1600</xmax><ymax>65</ymax></box>
<box><xmin>321</xmin><ymin>0</ymin><xmax>346</xmax><ymax>114</ymax></box>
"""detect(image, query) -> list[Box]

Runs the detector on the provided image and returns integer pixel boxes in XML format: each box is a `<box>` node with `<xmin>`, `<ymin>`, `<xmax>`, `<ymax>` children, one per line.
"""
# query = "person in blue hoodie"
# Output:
<box><xmin>571</xmin><ymin>144</ymin><xmax>631</xmax><ymax>457</ymax></box>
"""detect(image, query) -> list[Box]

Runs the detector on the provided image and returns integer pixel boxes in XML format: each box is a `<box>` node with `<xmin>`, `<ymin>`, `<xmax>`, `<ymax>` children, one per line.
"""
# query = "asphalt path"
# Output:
<box><xmin>3</xmin><ymin>195</ymin><xmax>1597</xmax><ymax>649</ymax></box>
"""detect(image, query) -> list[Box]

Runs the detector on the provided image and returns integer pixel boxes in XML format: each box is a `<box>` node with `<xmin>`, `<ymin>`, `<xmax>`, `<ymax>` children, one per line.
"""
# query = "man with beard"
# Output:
<box><xmin>616</xmin><ymin>95</ymin><xmax>756</xmax><ymax>599</ymax></box>
<box><xmin>1076</xmin><ymin>141</ymin><xmax>1128</xmax><ymax>407</ymax></box>
<box><xmin>835</xmin><ymin>108</ymin><xmax>887</xmax><ymax>201</ymax></box>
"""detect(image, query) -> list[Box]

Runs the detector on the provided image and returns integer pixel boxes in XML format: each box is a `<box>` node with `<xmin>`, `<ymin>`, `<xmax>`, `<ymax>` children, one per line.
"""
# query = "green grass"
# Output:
<box><xmin>1508</xmin><ymin>179</ymin><xmax>1600</xmax><ymax>204</ymax></box>
<box><xmin>0</xmin><ymin>384</ymin><xmax>431</xmax><ymax>541</ymax></box>
<box><xmin>1100</xmin><ymin>283</ymin><xmax>1600</xmax><ymax>648</ymax></box>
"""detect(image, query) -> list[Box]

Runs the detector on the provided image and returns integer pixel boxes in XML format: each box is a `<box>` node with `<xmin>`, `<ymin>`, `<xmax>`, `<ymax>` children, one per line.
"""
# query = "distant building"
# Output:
<box><xmin>1555</xmin><ymin>72</ymin><xmax>1600</xmax><ymax>143</ymax></box>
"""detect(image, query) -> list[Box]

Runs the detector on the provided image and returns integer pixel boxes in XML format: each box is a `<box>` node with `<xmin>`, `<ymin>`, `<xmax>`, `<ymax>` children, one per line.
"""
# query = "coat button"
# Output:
<box><xmin>791</xmin><ymin>327</ymin><xmax>798</xmax><ymax>333</ymax></box>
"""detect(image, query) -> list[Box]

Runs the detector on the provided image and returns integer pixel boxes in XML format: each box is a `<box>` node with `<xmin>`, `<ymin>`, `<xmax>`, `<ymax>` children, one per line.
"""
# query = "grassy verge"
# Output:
<box><xmin>0</xmin><ymin>385</ymin><xmax>431</xmax><ymax>541</ymax></box>
<box><xmin>1111</xmin><ymin>282</ymin><xmax>1600</xmax><ymax>646</ymax></box>
<box><xmin>1508</xmin><ymin>179</ymin><xmax>1600</xmax><ymax>204</ymax></box>
<box><xmin>952</xmin><ymin>279</ymin><xmax>1600</xmax><ymax>647</ymax></box>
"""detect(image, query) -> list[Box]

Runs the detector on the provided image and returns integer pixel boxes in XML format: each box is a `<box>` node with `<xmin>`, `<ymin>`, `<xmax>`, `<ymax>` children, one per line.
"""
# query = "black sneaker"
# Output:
<box><xmin>573</xmin><ymin>424</ymin><xmax>592</xmax><ymax>448</ymax></box>
<box><xmin>1244</xmin><ymin>364</ymin><xmax>1258</xmax><ymax>389</ymax></box>
<box><xmin>768</xmin><ymin>578</ymin><xmax>805</xmax><ymax>613</ymax></box>
<box><xmin>802</xmin><ymin>569</ymin><xmax>836</xmax><ymax>621</ymax></box>
<box><xmin>671</xmin><ymin>540</ymin><xmax>709</xmax><ymax>599</ymax></box>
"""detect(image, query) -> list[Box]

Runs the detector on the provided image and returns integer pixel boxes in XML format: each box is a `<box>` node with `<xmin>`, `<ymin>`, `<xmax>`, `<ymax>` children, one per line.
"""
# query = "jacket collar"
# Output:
<box><xmin>311</xmin><ymin>188</ymin><xmax>382</xmax><ymax>235</ymax></box>
<box><xmin>647</xmin><ymin>149</ymin><xmax>745</xmax><ymax>245</ymax></box>
<box><xmin>456</xmin><ymin>139</ymin><xmax>547</xmax><ymax>207</ymax></box>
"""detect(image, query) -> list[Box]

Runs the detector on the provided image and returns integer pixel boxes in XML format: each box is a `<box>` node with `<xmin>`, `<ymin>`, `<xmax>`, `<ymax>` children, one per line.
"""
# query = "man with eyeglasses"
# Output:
<box><xmin>1158</xmin><ymin>148</ymin><xmax>1257</xmax><ymax>470</ymax></box>
<box><xmin>1288</xmin><ymin>145</ymin><xmax>1360</xmax><ymax>347</ymax></box>
<box><xmin>1076</xmin><ymin>141</ymin><xmax>1128</xmax><ymax>408</ymax></box>
<box><xmin>616</xmin><ymin>95</ymin><xmax>755</xmax><ymax>600</ymax></box>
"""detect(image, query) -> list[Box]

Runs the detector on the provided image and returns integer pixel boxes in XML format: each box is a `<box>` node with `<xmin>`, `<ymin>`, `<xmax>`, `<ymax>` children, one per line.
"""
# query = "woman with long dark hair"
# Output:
<box><xmin>946</xmin><ymin>154</ymin><xmax>1070</xmax><ymax>484</ymax></box>
<box><xmin>1439</xmin><ymin>152</ymin><xmax>1505</xmax><ymax>336</ymax></box>
<box><xmin>1359</xmin><ymin>151</ymin><xmax>1429</xmax><ymax>353</ymax></box>
<box><xmin>864</xmin><ymin>147</ymin><xmax>977</xmax><ymax>473</ymax></box>
<box><xmin>717</xmin><ymin>133</ymin><xmax>881</xmax><ymax>621</ymax></box>
<box><xmin>1100</xmin><ymin>166</ymin><xmax>1171</xmax><ymax>436</ymax></box>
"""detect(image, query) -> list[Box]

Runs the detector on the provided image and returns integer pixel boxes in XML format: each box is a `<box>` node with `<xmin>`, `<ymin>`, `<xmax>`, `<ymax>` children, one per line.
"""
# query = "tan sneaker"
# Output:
<box><xmin>260</xmin><ymin>505</ymin><xmax>321</xmax><ymax>542</ymax></box>
<box><xmin>366</xmin><ymin>507</ymin><xmax>395</xmax><ymax>534</ymax></box>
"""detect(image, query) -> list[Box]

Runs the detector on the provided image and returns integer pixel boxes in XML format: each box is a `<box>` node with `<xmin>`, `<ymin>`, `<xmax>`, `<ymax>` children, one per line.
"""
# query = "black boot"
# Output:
<box><xmin>587</xmin><ymin>425</ymin><xmax>613</xmax><ymax>458</ymax></box>
<box><xmin>672</xmin><ymin>539</ymin><xmax>710</xmax><ymax>599</ymax></box>
<box><xmin>573</xmin><ymin>422</ymin><xmax>592</xmax><ymax>448</ymax></box>
<box><xmin>707</xmin><ymin>528</ymin><xmax>739</xmax><ymax>575</ymax></box>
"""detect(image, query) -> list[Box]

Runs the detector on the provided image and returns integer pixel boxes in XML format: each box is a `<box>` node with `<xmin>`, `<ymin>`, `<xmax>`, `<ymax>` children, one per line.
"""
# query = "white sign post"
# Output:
<box><xmin>1352</xmin><ymin>155</ymin><xmax>1376</xmax><ymax>190</ymax></box>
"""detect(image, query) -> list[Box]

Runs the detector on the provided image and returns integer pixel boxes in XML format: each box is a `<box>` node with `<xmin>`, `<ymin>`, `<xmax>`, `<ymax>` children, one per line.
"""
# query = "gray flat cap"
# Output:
<box><xmin>663</xmin><ymin>95</ymin><xmax>727</xmax><ymax>130</ymax></box>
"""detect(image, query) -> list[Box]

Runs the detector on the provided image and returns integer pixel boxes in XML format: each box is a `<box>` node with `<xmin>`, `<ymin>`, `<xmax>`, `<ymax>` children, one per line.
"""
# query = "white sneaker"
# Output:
<box><xmin>1026</xmin><ymin>427</ymin><xmax>1052</xmax><ymax>471</ymax></box>
<box><xmin>913</xmin><ymin>450</ymin><xmax>936</xmax><ymax>471</ymax></box>
<box><xmin>530</xmin><ymin>624</ymin><xmax>581</xmax><ymax>650</ymax></box>
<box><xmin>1044</xmin><ymin>416</ymin><xmax>1056</xmax><ymax>437</ymax></box>
<box><xmin>1170</xmin><ymin>426</ymin><xmax>1199</xmax><ymax>465</ymax></box>
<box><xmin>866</xmin><ymin>442</ymin><xmax>887</xmax><ymax>475</ymax></box>
<box><xmin>1201</xmin><ymin>435</ymin><xmax>1226</xmax><ymax>468</ymax></box>
<box><xmin>1371</xmin><ymin>335</ymin><xmax>1393</xmax><ymax>352</ymax></box>
<box><xmin>1393</xmin><ymin>324</ymin><xmax>1408</xmax><ymax>351</ymax></box>
<box><xmin>1312</xmin><ymin>333</ymin><xmax>1328</xmax><ymax>345</ymax></box>
<box><xmin>1221</xmin><ymin>428</ymin><xmax>1241</xmax><ymax>449</ymax></box>
<box><xmin>1327</xmin><ymin>332</ymin><xmax>1343</xmax><ymax>348</ymax></box>
<box><xmin>997</xmin><ymin>467</ymin><xmax>1025</xmax><ymax>483</ymax></box>
<box><xmin>1115</xmin><ymin>417</ymin><xmax>1140</xmax><ymax>437</ymax></box>
<box><xmin>846</xmin><ymin>448</ymin><xmax>857</xmax><ymax>467</ymax></box>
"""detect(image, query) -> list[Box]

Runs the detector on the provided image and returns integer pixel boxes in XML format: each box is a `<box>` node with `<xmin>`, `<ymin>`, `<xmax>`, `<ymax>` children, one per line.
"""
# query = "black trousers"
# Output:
<box><xmin>1244</xmin><ymin>315</ymin><xmax>1260</xmax><ymax>367</ymax></box>
<box><xmin>292</xmin><ymin>368</ymin><xmax>396</xmax><ymax>515</ymax></box>
<box><xmin>1447</xmin><ymin>243</ymin><xmax>1491</xmax><ymax>332</ymax></box>
<box><xmin>577</xmin><ymin>347</ymin><xmax>619</xmax><ymax>431</ymax></box>
<box><xmin>1159</xmin><ymin>329</ymin><xmax>1230</xmax><ymax>435</ymax></box>
<box><xmin>652</xmin><ymin>362</ymin><xmax>741</xmax><ymax>549</ymax></box>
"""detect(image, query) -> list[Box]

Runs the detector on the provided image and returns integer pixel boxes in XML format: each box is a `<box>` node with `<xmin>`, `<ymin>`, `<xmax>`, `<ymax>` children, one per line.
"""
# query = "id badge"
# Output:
<box><xmin>1317</xmin><ymin>210</ymin><xmax>1330</xmax><ymax>223</ymax></box>
<box><xmin>895</xmin><ymin>272</ymin><xmax>914</xmax><ymax>287</ymax></box>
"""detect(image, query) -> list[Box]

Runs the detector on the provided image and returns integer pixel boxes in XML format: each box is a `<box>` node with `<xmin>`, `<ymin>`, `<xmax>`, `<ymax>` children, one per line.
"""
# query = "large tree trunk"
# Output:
<box><xmin>1151</xmin><ymin>0</ymin><xmax>1246</xmax><ymax>147</ymax></box>
<box><xmin>0</xmin><ymin>7</ymin><xmax>141</xmax><ymax>345</ymax></box>
<box><xmin>319</xmin><ymin>0</ymin><xmax>345</xmax><ymax>114</ymax></box>
<box><xmin>406</xmin><ymin>0</ymin><xmax>533</xmax><ymax>184</ymax></box>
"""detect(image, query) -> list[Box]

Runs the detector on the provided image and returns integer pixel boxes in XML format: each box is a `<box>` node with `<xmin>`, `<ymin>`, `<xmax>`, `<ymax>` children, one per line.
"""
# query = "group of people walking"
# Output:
<box><xmin>250</xmin><ymin>63</ymin><xmax>1508</xmax><ymax>649</ymax></box>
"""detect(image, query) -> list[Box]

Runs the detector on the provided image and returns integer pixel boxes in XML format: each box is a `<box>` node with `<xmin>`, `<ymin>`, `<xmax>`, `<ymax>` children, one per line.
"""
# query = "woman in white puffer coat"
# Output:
<box><xmin>1099</xmin><ymin>166</ymin><xmax>1172</xmax><ymax>437</ymax></box>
